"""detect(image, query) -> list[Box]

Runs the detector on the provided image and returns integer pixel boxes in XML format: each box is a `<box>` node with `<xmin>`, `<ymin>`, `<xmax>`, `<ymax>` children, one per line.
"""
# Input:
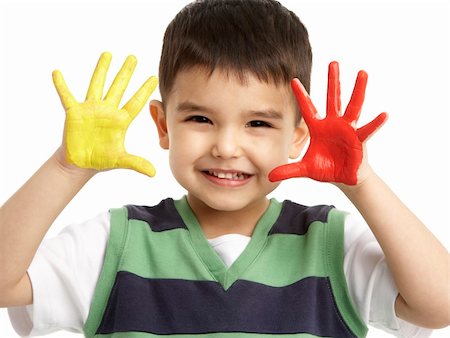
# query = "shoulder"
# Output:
<box><xmin>54</xmin><ymin>211</ymin><xmax>110</xmax><ymax>245</ymax></box>
<box><xmin>270</xmin><ymin>199</ymin><xmax>343</xmax><ymax>235</ymax></box>
<box><xmin>115</xmin><ymin>198</ymin><xmax>186</xmax><ymax>232</ymax></box>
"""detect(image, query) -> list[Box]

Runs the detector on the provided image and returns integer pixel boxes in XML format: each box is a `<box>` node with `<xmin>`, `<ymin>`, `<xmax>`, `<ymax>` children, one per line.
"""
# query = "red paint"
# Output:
<box><xmin>269</xmin><ymin>61</ymin><xmax>388</xmax><ymax>185</ymax></box>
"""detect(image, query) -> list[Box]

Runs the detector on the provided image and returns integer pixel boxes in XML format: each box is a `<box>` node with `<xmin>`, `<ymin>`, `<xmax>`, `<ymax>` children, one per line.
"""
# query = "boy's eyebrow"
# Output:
<box><xmin>176</xmin><ymin>101</ymin><xmax>284</xmax><ymax>120</ymax></box>
<box><xmin>176</xmin><ymin>101</ymin><xmax>213</xmax><ymax>113</ymax></box>
<box><xmin>248</xmin><ymin>109</ymin><xmax>284</xmax><ymax>120</ymax></box>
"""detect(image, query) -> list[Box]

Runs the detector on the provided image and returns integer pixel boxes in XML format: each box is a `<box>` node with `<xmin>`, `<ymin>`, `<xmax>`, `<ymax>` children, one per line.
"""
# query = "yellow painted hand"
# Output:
<box><xmin>52</xmin><ymin>52</ymin><xmax>158</xmax><ymax>177</ymax></box>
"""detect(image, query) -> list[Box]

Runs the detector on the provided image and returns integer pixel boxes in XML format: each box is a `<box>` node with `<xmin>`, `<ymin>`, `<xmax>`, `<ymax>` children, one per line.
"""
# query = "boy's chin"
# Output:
<box><xmin>187</xmin><ymin>193</ymin><xmax>269</xmax><ymax>213</ymax></box>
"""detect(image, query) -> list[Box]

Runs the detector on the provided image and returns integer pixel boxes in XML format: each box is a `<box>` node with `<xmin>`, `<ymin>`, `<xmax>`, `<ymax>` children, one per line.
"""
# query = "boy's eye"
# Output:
<box><xmin>247</xmin><ymin>120</ymin><xmax>272</xmax><ymax>128</ymax></box>
<box><xmin>186</xmin><ymin>115</ymin><xmax>212</xmax><ymax>124</ymax></box>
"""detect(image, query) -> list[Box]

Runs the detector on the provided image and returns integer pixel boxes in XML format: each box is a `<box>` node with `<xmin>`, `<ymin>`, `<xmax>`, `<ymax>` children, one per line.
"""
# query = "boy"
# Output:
<box><xmin>1</xmin><ymin>0</ymin><xmax>449</xmax><ymax>337</ymax></box>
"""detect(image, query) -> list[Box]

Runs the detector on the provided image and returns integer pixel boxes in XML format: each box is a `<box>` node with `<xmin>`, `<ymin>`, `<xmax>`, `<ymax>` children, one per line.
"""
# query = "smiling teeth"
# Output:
<box><xmin>208</xmin><ymin>171</ymin><xmax>247</xmax><ymax>180</ymax></box>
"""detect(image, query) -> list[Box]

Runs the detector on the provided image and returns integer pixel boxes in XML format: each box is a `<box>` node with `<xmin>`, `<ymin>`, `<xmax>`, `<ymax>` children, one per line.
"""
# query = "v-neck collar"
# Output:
<box><xmin>174</xmin><ymin>196</ymin><xmax>282</xmax><ymax>290</ymax></box>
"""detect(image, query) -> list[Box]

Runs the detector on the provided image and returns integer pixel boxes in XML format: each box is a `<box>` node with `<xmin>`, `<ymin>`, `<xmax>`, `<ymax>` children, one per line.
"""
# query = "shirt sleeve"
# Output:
<box><xmin>7</xmin><ymin>212</ymin><xmax>110</xmax><ymax>337</ymax></box>
<box><xmin>343</xmin><ymin>214</ymin><xmax>433</xmax><ymax>337</ymax></box>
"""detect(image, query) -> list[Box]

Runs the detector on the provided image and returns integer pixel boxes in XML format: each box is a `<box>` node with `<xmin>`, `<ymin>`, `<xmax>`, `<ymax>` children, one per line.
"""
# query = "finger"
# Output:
<box><xmin>268</xmin><ymin>162</ymin><xmax>308</xmax><ymax>182</ymax></box>
<box><xmin>52</xmin><ymin>70</ymin><xmax>78</xmax><ymax>110</ymax></box>
<box><xmin>123</xmin><ymin>76</ymin><xmax>158</xmax><ymax>120</ymax></box>
<box><xmin>344</xmin><ymin>70</ymin><xmax>368</xmax><ymax>123</ymax></box>
<box><xmin>85</xmin><ymin>52</ymin><xmax>112</xmax><ymax>101</ymax></box>
<box><xmin>356</xmin><ymin>112</ymin><xmax>388</xmax><ymax>142</ymax></box>
<box><xmin>326</xmin><ymin>61</ymin><xmax>341</xmax><ymax>117</ymax></box>
<box><xmin>117</xmin><ymin>153</ymin><xmax>156</xmax><ymax>177</ymax></box>
<box><xmin>291</xmin><ymin>78</ymin><xmax>319</xmax><ymax>126</ymax></box>
<box><xmin>104</xmin><ymin>55</ymin><xmax>137</xmax><ymax>107</ymax></box>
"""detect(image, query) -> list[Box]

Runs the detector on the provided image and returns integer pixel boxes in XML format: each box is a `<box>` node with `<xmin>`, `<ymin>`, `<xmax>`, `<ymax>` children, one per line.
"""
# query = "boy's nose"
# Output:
<box><xmin>211</xmin><ymin>128</ymin><xmax>243</xmax><ymax>159</ymax></box>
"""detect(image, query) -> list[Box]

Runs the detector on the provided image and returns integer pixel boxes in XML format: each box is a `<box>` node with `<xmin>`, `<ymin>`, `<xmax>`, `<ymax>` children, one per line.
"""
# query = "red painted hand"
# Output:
<box><xmin>269</xmin><ymin>61</ymin><xmax>388</xmax><ymax>185</ymax></box>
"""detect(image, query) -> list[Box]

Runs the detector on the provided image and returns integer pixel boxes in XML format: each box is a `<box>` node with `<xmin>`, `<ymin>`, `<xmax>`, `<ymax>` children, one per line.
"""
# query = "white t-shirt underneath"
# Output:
<box><xmin>8</xmin><ymin>211</ymin><xmax>431</xmax><ymax>337</ymax></box>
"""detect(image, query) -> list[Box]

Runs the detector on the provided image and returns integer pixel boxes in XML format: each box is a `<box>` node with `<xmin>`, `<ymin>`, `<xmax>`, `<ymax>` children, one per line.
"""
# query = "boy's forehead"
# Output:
<box><xmin>166</xmin><ymin>67</ymin><xmax>297</xmax><ymax>114</ymax></box>
<box><xmin>172</xmin><ymin>66</ymin><xmax>287</xmax><ymax>89</ymax></box>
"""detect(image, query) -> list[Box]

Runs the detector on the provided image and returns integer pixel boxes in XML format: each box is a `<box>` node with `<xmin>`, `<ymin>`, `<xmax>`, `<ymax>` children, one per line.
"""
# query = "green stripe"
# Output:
<box><xmin>241</xmin><ymin>223</ymin><xmax>327</xmax><ymax>286</ymax></box>
<box><xmin>325</xmin><ymin>209</ymin><xmax>367</xmax><ymax>338</ymax></box>
<box><xmin>118</xmin><ymin>219</ymin><xmax>214</xmax><ymax>281</ymax></box>
<box><xmin>84</xmin><ymin>207</ymin><xmax>129</xmax><ymax>337</ymax></box>
<box><xmin>174</xmin><ymin>197</ymin><xmax>227</xmax><ymax>284</ymax></box>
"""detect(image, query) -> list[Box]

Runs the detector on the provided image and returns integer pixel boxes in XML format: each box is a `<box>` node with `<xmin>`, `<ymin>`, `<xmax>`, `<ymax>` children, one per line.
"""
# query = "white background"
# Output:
<box><xmin>0</xmin><ymin>0</ymin><xmax>448</xmax><ymax>337</ymax></box>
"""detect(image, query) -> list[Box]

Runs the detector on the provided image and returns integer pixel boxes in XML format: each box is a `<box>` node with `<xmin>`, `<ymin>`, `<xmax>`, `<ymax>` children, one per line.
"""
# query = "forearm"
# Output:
<box><xmin>0</xmin><ymin>148</ymin><xmax>95</xmax><ymax>290</ymax></box>
<box><xmin>340</xmin><ymin>172</ymin><xmax>450</xmax><ymax>328</ymax></box>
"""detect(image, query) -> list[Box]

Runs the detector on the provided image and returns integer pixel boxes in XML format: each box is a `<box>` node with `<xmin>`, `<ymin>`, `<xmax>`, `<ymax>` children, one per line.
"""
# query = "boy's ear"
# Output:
<box><xmin>289</xmin><ymin>119</ymin><xmax>309</xmax><ymax>159</ymax></box>
<box><xmin>150</xmin><ymin>100</ymin><xmax>169</xmax><ymax>149</ymax></box>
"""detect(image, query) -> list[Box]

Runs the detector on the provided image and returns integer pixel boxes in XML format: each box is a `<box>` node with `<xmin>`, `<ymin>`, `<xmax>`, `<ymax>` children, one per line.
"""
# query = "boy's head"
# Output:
<box><xmin>151</xmin><ymin>0</ymin><xmax>312</xmax><ymax>214</ymax></box>
<box><xmin>158</xmin><ymin>0</ymin><xmax>312</xmax><ymax>114</ymax></box>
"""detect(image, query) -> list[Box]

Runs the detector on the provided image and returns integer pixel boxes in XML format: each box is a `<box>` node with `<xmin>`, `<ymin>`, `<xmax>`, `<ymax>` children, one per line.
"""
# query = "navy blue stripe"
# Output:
<box><xmin>126</xmin><ymin>199</ymin><xmax>187</xmax><ymax>232</ymax></box>
<box><xmin>270</xmin><ymin>200</ymin><xmax>333</xmax><ymax>236</ymax></box>
<box><xmin>127</xmin><ymin>199</ymin><xmax>333</xmax><ymax>235</ymax></box>
<box><xmin>96</xmin><ymin>271</ymin><xmax>356</xmax><ymax>337</ymax></box>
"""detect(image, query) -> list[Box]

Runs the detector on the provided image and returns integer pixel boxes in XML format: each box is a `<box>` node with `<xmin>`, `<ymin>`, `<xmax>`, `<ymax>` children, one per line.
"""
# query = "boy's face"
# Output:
<box><xmin>151</xmin><ymin>68</ymin><xmax>308</xmax><ymax>214</ymax></box>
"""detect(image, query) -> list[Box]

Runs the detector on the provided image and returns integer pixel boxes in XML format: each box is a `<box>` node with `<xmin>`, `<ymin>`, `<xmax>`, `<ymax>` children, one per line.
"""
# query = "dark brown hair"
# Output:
<box><xmin>159</xmin><ymin>0</ymin><xmax>312</xmax><ymax>112</ymax></box>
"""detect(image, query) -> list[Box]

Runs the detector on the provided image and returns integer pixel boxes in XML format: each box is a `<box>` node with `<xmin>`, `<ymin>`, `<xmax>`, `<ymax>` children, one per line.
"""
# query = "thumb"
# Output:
<box><xmin>268</xmin><ymin>162</ymin><xmax>308</xmax><ymax>182</ymax></box>
<box><xmin>117</xmin><ymin>154</ymin><xmax>156</xmax><ymax>177</ymax></box>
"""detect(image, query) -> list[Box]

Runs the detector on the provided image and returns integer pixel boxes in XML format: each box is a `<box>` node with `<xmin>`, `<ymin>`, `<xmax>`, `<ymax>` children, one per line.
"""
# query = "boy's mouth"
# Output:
<box><xmin>203</xmin><ymin>170</ymin><xmax>251</xmax><ymax>181</ymax></box>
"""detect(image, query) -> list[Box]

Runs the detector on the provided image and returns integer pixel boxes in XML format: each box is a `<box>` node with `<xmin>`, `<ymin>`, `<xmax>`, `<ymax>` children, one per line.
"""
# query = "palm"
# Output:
<box><xmin>64</xmin><ymin>103</ymin><xmax>130</xmax><ymax>169</ymax></box>
<box><xmin>301</xmin><ymin>116</ymin><xmax>363</xmax><ymax>183</ymax></box>
<box><xmin>269</xmin><ymin>62</ymin><xmax>387</xmax><ymax>185</ymax></box>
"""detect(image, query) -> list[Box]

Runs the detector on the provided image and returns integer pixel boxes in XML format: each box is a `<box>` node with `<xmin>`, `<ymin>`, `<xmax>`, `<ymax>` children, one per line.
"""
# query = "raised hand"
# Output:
<box><xmin>53</xmin><ymin>52</ymin><xmax>158</xmax><ymax>177</ymax></box>
<box><xmin>269</xmin><ymin>61</ymin><xmax>388</xmax><ymax>185</ymax></box>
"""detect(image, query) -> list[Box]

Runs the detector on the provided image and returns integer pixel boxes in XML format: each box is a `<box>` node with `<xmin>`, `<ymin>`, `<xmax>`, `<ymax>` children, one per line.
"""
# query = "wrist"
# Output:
<box><xmin>52</xmin><ymin>146</ymin><xmax>97</xmax><ymax>180</ymax></box>
<box><xmin>335</xmin><ymin>167</ymin><xmax>378</xmax><ymax>197</ymax></box>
